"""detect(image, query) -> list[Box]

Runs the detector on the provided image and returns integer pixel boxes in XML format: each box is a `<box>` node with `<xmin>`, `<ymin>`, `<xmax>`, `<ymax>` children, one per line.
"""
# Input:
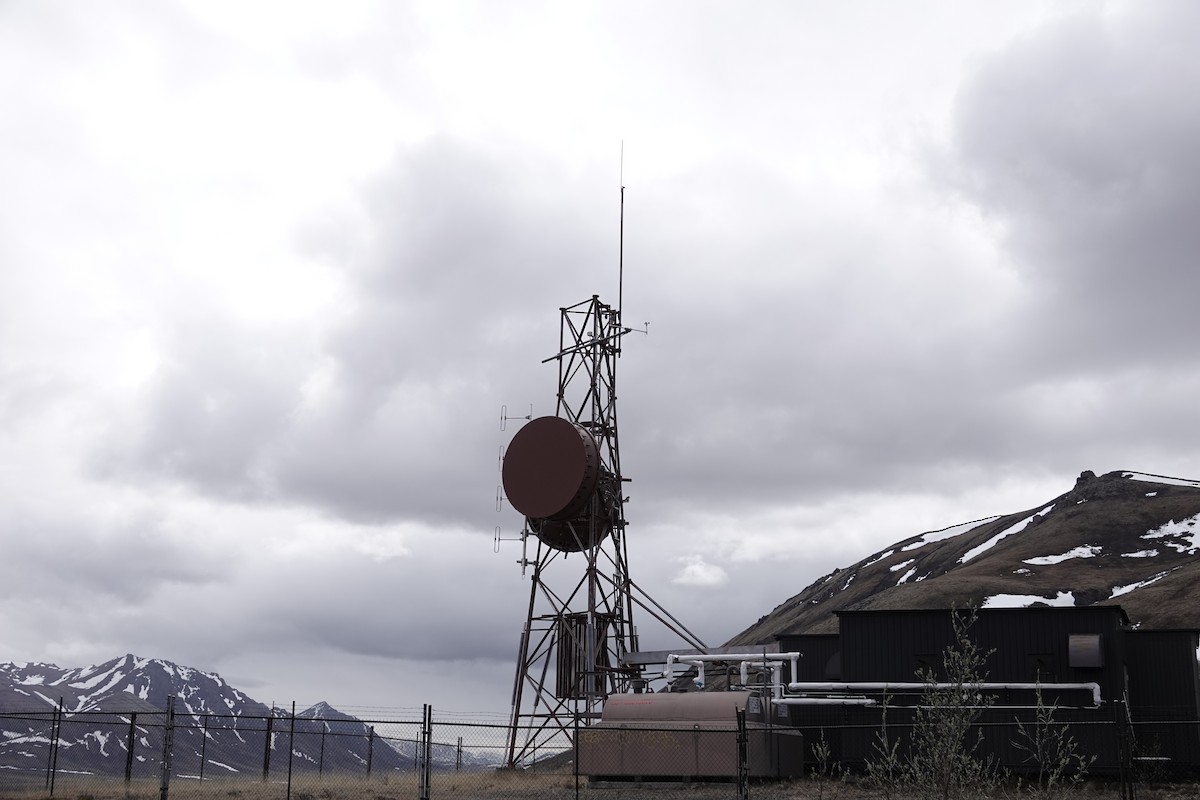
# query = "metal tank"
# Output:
<box><xmin>576</xmin><ymin>691</ymin><xmax>804</xmax><ymax>781</ymax></box>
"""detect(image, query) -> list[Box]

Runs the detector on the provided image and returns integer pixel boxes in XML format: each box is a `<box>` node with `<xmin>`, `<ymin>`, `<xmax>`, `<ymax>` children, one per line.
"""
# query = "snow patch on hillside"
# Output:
<box><xmin>70</xmin><ymin>666</ymin><xmax>124</xmax><ymax>692</ymax></box>
<box><xmin>1023</xmin><ymin>545</ymin><xmax>1102</xmax><ymax>565</ymax></box>
<box><xmin>1141</xmin><ymin>515</ymin><xmax>1200</xmax><ymax>554</ymax></box>
<box><xmin>982</xmin><ymin>591</ymin><xmax>1075</xmax><ymax>608</ymax></box>
<box><xmin>960</xmin><ymin>506</ymin><xmax>1054</xmax><ymax>564</ymax></box>
<box><xmin>861</xmin><ymin>549</ymin><xmax>895</xmax><ymax>568</ymax></box>
<box><xmin>1110</xmin><ymin>571</ymin><xmax>1170</xmax><ymax>599</ymax></box>
<box><xmin>1124</xmin><ymin>472</ymin><xmax>1200</xmax><ymax>488</ymax></box>
<box><xmin>901</xmin><ymin>517</ymin><xmax>1000</xmax><ymax>552</ymax></box>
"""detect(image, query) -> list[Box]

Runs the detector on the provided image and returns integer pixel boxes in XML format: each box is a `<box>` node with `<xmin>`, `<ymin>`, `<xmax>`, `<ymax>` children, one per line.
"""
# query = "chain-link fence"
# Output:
<box><xmin>3</xmin><ymin>703</ymin><xmax>1198</xmax><ymax>799</ymax></box>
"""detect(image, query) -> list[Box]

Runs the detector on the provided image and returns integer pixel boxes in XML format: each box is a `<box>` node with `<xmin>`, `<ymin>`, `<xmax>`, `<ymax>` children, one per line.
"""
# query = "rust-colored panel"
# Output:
<box><xmin>502</xmin><ymin>416</ymin><xmax>600</xmax><ymax>520</ymax></box>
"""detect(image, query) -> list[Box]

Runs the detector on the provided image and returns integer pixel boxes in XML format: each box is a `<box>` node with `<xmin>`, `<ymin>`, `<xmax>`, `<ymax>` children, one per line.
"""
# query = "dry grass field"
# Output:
<box><xmin>3</xmin><ymin>769</ymin><xmax>1200</xmax><ymax>800</ymax></box>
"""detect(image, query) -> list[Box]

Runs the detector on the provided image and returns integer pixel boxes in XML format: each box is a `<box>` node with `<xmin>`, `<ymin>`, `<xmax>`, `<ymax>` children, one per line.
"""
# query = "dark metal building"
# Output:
<box><xmin>1125</xmin><ymin>628</ymin><xmax>1200</xmax><ymax>770</ymax></box>
<box><xmin>775</xmin><ymin>606</ymin><xmax>1200</xmax><ymax>775</ymax></box>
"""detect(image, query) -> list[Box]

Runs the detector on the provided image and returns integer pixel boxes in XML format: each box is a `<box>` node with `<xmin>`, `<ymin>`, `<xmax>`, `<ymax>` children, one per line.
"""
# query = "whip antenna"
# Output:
<box><xmin>618</xmin><ymin>141</ymin><xmax>625</xmax><ymax>318</ymax></box>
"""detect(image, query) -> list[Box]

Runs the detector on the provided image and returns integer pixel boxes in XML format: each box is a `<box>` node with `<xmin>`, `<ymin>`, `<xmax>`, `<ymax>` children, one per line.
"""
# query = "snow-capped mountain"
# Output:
<box><xmin>0</xmin><ymin>655</ymin><xmax>464</xmax><ymax>780</ymax></box>
<box><xmin>728</xmin><ymin>470</ymin><xmax>1200</xmax><ymax>645</ymax></box>
<box><xmin>0</xmin><ymin>654</ymin><xmax>260</xmax><ymax>716</ymax></box>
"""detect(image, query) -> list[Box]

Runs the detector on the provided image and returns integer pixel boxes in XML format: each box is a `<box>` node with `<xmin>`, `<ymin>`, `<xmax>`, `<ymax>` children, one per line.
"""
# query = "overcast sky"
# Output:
<box><xmin>3</xmin><ymin>0</ymin><xmax>1199</xmax><ymax>717</ymax></box>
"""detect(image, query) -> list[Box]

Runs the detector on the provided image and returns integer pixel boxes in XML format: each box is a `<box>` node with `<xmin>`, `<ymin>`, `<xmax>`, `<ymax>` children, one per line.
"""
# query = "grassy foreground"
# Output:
<box><xmin>4</xmin><ymin>770</ymin><xmax>1200</xmax><ymax>800</ymax></box>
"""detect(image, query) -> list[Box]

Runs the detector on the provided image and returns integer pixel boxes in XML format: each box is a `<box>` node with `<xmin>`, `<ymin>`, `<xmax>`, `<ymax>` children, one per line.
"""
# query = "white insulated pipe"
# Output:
<box><xmin>774</xmin><ymin>697</ymin><xmax>879</xmax><ymax>707</ymax></box>
<box><xmin>676</xmin><ymin>658</ymin><xmax>707</xmax><ymax>687</ymax></box>
<box><xmin>740</xmin><ymin>662</ymin><xmax>784</xmax><ymax>698</ymax></box>
<box><xmin>663</xmin><ymin>652</ymin><xmax>801</xmax><ymax>698</ymax></box>
<box><xmin>740</xmin><ymin>661</ymin><xmax>777</xmax><ymax>689</ymax></box>
<box><xmin>658</xmin><ymin>656</ymin><xmax>1101</xmax><ymax>708</ymax></box>
<box><xmin>785</xmin><ymin>681</ymin><xmax>1103</xmax><ymax>708</ymax></box>
<box><xmin>663</xmin><ymin>652</ymin><xmax>801</xmax><ymax>685</ymax></box>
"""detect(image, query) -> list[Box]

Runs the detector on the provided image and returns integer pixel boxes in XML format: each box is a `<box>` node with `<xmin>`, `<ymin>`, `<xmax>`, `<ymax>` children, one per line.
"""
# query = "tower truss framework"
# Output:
<box><xmin>503</xmin><ymin>295</ymin><xmax>706</xmax><ymax>768</ymax></box>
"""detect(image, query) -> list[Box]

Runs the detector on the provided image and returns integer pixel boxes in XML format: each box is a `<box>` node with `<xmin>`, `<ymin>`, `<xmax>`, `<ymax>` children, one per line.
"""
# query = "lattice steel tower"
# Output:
<box><xmin>499</xmin><ymin>295</ymin><xmax>703</xmax><ymax>768</ymax></box>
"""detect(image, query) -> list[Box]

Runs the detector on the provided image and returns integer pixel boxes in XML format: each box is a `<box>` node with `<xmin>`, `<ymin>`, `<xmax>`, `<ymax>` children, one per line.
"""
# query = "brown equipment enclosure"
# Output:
<box><xmin>576</xmin><ymin>692</ymin><xmax>804</xmax><ymax>781</ymax></box>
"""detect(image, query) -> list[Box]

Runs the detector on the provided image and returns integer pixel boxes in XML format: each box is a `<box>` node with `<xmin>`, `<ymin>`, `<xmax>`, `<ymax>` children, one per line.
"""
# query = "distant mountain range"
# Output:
<box><xmin>0</xmin><ymin>654</ymin><xmax>493</xmax><ymax>781</ymax></box>
<box><xmin>727</xmin><ymin>470</ymin><xmax>1200</xmax><ymax>645</ymax></box>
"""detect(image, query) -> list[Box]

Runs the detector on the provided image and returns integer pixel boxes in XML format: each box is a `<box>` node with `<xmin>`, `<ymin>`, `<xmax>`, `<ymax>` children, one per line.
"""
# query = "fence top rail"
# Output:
<box><xmin>0</xmin><ymin>710</ymin><xmax>530</xmax><ymax>729</ymax></box>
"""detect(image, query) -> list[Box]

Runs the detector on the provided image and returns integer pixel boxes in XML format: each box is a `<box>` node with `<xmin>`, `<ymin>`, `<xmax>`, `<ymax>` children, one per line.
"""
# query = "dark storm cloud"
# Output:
<box><xmin>253</xmin><ymin>546</ymin><xmax>521</xmax><ymax>663</ymax></box>
<box><xmin>75</xmin><ymin>531</ymin><xmax>525</xmax><ymax>667</ymax></box>
<box><xmin>618</xmin><ymin>1</ymin><xmax>1200</xmax><ymax>528</ymax></box>
<box><xmin>604</xmin><ymin>163</ymin><xmax>1025</xmax><ymax>519</ymax></box>
<box><xmin>92</xmin><ymin>313</ymin><xmax>309</xmax><ymax>501</ymax></box>
<box><xmin>275</xmin><ymin>139</ymin><xmax>620</xmax><ymax>524</ymax></box>
<box><xmin>92</xmin><ymin>138</ymin><xmax>619</xmax><ymax>528</ymax></box>
<box><xmin>945</xmin><ymin>2</ymin><xmax>1200</xmax><ymax>367</ymax></box>
<box><xmin>0</xmin><ymin>501</ymin><xmax>229</xmax><ymax>666</ymax></box>
<box><xmin>618</xmin><ymin>0</ymin><xmax>1200</xmax><ymax>522</ymax></box>
<box><xmin>0</xmin><ymin>507</ymin><xmax>222</xmax><ymax>604</ymax></box>
<box><xmin>88</xmin><ymin>1</ymin><xmax>1200</xmax><ymax>547</ymax></box>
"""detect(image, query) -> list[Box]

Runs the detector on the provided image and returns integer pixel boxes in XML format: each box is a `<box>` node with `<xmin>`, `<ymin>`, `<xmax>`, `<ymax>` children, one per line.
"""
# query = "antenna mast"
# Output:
<box><xmin>618</xmin><ymin>141</ymin><xmax>625</xmax><ymax>319</ymax></box>
<box><xmin>498</xmin><ymin>164</ymin><xmax>703</xmax><ymax>768</ymax></box>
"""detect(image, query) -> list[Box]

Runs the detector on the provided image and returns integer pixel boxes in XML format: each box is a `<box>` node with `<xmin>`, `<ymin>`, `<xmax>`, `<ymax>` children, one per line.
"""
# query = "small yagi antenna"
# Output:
<box><xmin>499</xmin><ymin>403</ymin><xmax>532</xmax><ymax>431</ymax></box>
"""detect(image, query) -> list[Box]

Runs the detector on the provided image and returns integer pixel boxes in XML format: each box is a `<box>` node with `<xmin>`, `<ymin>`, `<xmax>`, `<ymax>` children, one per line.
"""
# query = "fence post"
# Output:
<box><xmin>419</xmin><ymin>705</ymin><xmax>432</xmax><ymax>800</ymax></box>
<box><xmin>287</xmin><ymin>702</ymin><xmax>296</xmax><ymax>800</ymax></box>
<box><xmin>199</xmin><ymin>714</ymin><xmax>208</xmax><ymax>782</ymax></box>
<box><xmin>45</xmin><ymin>697</ymin><xmax>63</xmax><ymax>796</ymax></box>
<box><xmin>736</xmin><ymin>707</ymin><xmax>749</xmax><ymax>800</ymax></box>
<box><xmin>160</xmin><ymin>695</ymin><xmax>176</xmax><ymax>800</ymax></box>
<box><xmin>52</xmin><ymin>697</ymin><xmax>64</xmax><ymax>796</ymax></box>
<box><xmin>366</xmin><ymin>725</ymin><xmax>375</xmax><ymax>778</ymax></box>
<box><xmin>456</xmin><ymin>736</ymin><xmax>462</xmax><ymax>771</ymax></box>
<box><xmin>262</xmin><ymin>711</ymin><xmax>275</xmax><ymax>782</ymax></box>
<box><xmin>125</xmin><ymin>711</ymin><xmax>138</xmax><ymax>786</ymax></box>
<box><xmin>319</xmin><ymin>726</ymin><xmax>326</xmax><ymax>777</ymax></box>
<box><xmin>1115</xmin><ymin>700</ymin><xmax>1137</xmax><ymax>800</ymax></box>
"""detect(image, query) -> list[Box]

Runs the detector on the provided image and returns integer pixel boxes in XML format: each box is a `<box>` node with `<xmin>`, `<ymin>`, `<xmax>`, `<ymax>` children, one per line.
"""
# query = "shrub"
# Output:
<box><xmin>904</xmin><ymin>605</ymin><xmax>1001</xmax><ymax>800</ymax></box>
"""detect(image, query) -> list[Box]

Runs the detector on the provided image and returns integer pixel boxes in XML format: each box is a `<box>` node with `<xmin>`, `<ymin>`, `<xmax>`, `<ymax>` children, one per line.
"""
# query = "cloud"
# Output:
<box><xmin>944</xmin><ymin>2</ymin><xmax>1200</xmax><ymax>367</ymax></box>
<box><xmin>81</xmin><ymin>138</ymin><xmax>621</xmax><ymax>527</ymax></box>
<box><xmin>672</xmin><ymin>555</ymin><xmax>729</xmax><ymax>588</ymax></box>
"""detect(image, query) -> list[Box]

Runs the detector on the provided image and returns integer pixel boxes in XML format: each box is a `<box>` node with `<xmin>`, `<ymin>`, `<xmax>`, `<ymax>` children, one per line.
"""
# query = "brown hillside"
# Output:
<box><xmin>726</xmin><ymin>470</ymin><xmax>1200</xmax><ymax>646</ymax></box>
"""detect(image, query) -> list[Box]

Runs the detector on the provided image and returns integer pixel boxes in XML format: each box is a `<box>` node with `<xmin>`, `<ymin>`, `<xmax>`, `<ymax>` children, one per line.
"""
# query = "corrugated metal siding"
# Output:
<box><xmin>1126</xmin><ymin>629</ymin><xmax>1200</xmax><ymax>770</ymax></box>
<box><xmin>775</xmin><ymin>634</ymin><xmax>841</xmax><ymax>681</ymax></box>
<box><xmin>838</xmin><ymin>607</ymin><xmax>1127</xmax><ymax>699</ymax></box>
<box><xmin>1127</xmin><ymin>630</ymin><xmax>1200</xmax><ymax>713</ymax></box>
<box><xmin>839</xmin><ymin>609</ymin><xmax>954</xmax><ymax>681</ymax></box>
<box><xmin>774</xmin><ymin>607</ymin><xmax>1199</xmax><ymax>773</ymax></box>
